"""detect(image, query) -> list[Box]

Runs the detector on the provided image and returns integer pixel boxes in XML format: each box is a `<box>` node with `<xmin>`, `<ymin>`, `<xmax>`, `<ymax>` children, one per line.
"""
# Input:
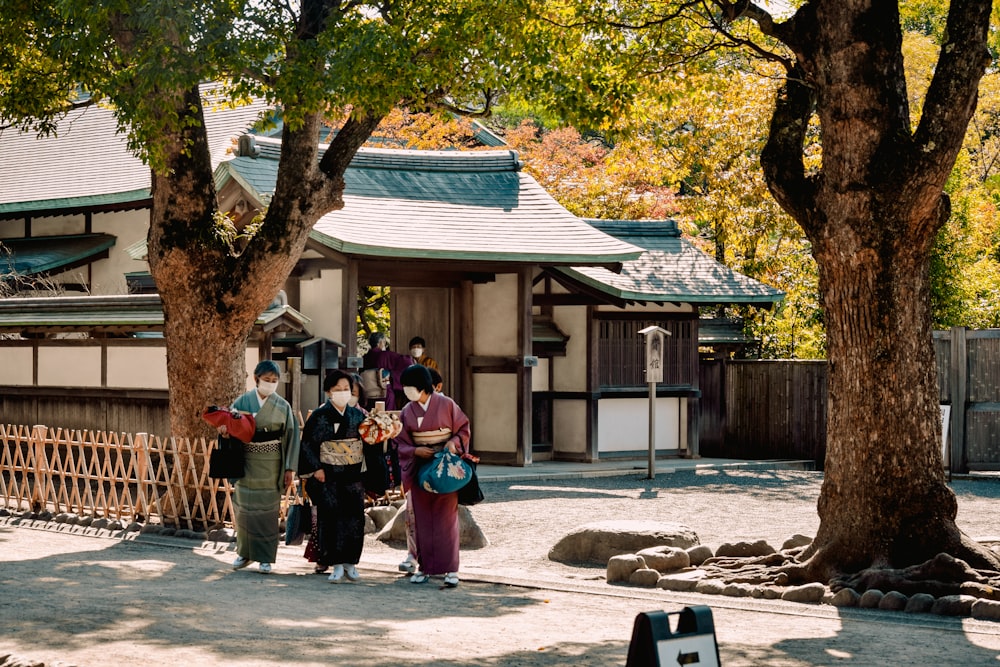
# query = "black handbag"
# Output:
<box><xmin>285</xmin><ymin>493</ymin><xmax>312</xmax><ymax>546</ymax></box>
<box><xmin>208</xmin><ymin>435</ymin><xmax>246</xmax><ymax>479</ymax></box>
<box><xmin>457</xmin><ymin>464</ymin><xmax>484</xmax><ymax>506</ymax></box>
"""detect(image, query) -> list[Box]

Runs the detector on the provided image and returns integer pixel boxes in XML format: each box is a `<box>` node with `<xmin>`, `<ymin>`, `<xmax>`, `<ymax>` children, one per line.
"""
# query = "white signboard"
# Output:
<box><xmin>940</xmin><ymin>404</ymin><xmax>950</xmax><ymax>468</ymax></box>
<box><xmin>645</xmin><ymin>329</ymin><xmax>664</xmax><ymax>384</ymax></box>
<box><xmin>656</xmin><ymin>634</ymin><xmax>720</xmax><ymax>667</ymax></box>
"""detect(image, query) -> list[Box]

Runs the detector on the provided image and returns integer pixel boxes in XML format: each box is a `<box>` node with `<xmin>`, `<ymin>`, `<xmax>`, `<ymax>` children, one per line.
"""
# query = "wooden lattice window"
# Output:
<box><xmin>597</xmin><ymin>317</ymin><xmax>697</xmax><ymax>388</ymax></box>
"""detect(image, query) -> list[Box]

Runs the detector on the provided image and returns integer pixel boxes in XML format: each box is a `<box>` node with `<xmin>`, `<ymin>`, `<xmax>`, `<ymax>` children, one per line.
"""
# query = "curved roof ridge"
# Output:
<box><xmin>250</xmin><ymin>135</ymin><xmax>521</xmax><ymax>173</ymax></box>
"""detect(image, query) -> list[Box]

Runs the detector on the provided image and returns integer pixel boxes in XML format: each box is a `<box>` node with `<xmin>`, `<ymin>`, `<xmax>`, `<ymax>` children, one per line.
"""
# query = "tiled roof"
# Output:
<box><xmin>0</xmin><ymin>86</ymin><xmax>268</xmax><ymax>216</ymax></box>
<box><xmin>554</xmin><ymin>220</ymin><xmax>785</xmax><ymax>305</ymax></box>
<box><xmin>0</xmin><ymin>233</ymin><xmax>116</xmax><ymax>275</ymax></box>
<box><xmin>0</xmin><ymin>294</ymin><xmax>309</xmax><ymax>334</ymax></box>
<box><xmin>220</xmin><ymin>136</ymin><xmax>643</xmax><ymax>264</ymax></box>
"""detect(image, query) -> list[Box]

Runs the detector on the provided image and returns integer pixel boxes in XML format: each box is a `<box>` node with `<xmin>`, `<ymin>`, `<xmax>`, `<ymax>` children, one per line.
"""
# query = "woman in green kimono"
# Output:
<box><xmin>225</xmin><ymin>360</ymin><xmax>300</xmax><ymax>573</ymax></box>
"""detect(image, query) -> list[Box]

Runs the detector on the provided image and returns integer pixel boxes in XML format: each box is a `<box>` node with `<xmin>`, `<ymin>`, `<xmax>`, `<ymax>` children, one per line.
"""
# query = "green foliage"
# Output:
<box><xmin>357</xmin><ymin>286</ymin><xmax>391</xmax><ymax>352</ymax></box>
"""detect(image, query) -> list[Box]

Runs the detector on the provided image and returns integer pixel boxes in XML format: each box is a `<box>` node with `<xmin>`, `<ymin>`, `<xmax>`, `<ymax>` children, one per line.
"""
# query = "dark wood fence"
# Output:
<box><xmin>699</xmin><ymin>359</ymin><xmax>827</xmax><ymax>466</ymax></box>
<box><xmin>699</xmin><ymin>327</ymin><xmax>1000</xmax><ymax>472</ymax></box>
<box><xmin>0</xmin><ymin>387</ymin><xmax>170</xmax><ymax>438</ymax></box>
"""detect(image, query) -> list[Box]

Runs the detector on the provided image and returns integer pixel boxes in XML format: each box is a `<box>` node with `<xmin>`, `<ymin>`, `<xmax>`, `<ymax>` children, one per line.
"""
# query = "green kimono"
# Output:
<box><xmin>231</xmin><ymin>389</ymin><xmax>300</xmax><ymax>564</ymax></box>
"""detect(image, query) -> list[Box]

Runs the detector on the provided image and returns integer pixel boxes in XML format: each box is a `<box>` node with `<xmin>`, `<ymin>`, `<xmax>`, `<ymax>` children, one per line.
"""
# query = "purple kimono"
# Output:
<box><xmin>396</xmin><ymin>392</ymin><xmax>472</xmax><ymax>575</ymax></box>
<box><xmin>362</xmin><ymin>348</ymin><xmax>413</xmax><ymax>410</ymax></box>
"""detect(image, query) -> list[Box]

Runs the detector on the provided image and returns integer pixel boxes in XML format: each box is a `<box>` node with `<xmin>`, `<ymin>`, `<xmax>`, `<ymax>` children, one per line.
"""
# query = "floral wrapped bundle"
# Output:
<box><xmin>359</xmin><ymin>410</ymin><xmax>401</xmax><ymax>444</ymax></box>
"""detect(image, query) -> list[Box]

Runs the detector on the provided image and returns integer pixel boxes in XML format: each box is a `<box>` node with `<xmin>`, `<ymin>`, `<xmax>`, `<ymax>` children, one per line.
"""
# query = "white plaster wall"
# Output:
<box><xmin>552</xmin><ymin>399</ymin><xmax>588</xmax><ymax>454</ymax></box>
<box><xmin>0</xmin><ymin>220</ymin><xmax>27</xmax><ymax>239</ymax></box>
<box><xmin>298</xmin><ymin>269</ymin><xmax>343</xmax><ymax>342</ymax></box>
<box><xmin>473</xmin><ymin>273</ymin><xmax>517</xmax><ymax>356</ymax></box>
<box><xmin>532</xmin><ymin>358</ymin><xmax>550</xmax><ymax>391</ymax></box>
<box><xmin>551</xmin><ymin>306</ymin><xmax>588</xmax><ymax>392</ymax></box>
<box><xmin>91</xmin><ymin>209</ymin><xmax>151</xmax><ymax>295</ymax></box>
<box><xmin>107</xmin><ymin>347</ymin><xmax>168</xmax><ymax>389</ymax></box>
<box><xmin>597</xmin><ymin>397</ymin><xmax>681</xmax><ymax>452</ymax></box>
<box><xmin>28</xmin><ymin>215</ymin><xmax>86</xmax><ymax>236</ymax></box>
<box><xmin>471</xmin><ymin>374</ymin><xmax>517</xmax><ymax>453</ymax></box>
<box><xmin>38</xmin><ymin>346</ymin><xmax>102</xmax><ymax>387</ymax></box>
<box><xmin>0</xmin><ymin>347</ymin><xmax>33</xmax><ymax>384</ymax></box>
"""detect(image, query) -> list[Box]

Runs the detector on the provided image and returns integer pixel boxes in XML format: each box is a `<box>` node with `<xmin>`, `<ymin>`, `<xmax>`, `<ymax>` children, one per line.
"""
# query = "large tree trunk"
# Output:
<box><xmin>751</xmin><ymin>1</ymin><xmax>1000</xmax><ymax>579</ymax></box>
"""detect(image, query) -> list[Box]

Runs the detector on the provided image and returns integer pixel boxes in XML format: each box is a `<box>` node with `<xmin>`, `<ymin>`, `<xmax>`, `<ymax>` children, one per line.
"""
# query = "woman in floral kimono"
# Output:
<box><xmin>299</xmin><ymin>370</ymin><xmax>368</xmax><ymax>583</ymax></box>
<box><xmin>226</xmin><ymin>360</ymin><xmax>300</xmax><ymax>574</ymax></box>
<box><xmin>395</xmin><ymin>364</ymin><xmax>471</xmax><ymax>587</ymax></box>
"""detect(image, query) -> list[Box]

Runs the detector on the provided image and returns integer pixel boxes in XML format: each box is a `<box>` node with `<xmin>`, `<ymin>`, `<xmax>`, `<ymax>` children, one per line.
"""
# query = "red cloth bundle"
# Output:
<box><xmin>202</xmin><ymin>406</ymin><xmax>256</xmax><ymax>443</ymax></box>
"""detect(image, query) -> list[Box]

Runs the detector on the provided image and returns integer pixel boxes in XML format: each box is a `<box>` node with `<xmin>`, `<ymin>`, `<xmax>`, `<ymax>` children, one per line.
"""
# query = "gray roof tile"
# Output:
<box><xmin>556</xmin><ymin>220</ymin><xmax>784</xmax><ymax>305</ymax></box>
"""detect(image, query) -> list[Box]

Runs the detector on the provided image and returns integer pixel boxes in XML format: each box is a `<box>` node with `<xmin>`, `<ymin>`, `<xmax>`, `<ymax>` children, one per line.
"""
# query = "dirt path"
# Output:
<box><xmin>2</xmin><ymin>469</ymin><xmax>999</xmax><ymax>666</ymax></box>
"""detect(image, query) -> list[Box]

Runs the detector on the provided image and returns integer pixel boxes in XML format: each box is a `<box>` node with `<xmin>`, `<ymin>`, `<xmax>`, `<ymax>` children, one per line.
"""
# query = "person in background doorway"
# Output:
<box><xmin>395</xmin><ymin>364</ymin><xmax>471</xmax><ymax>587</ymax></box>
<box><xmin>428</xmin><ymin>367</ymin><xmax>445</xmax><ymax>394</ymax></box>
<box><xmin>408</xmin><ymin>336</ymin><xmax>439</xmax><ymax>372</ymax></box>
<box><xmin>362</xmin><ymin>332</ymin><xmax>413</xmax><ymax>410</ymax></box>
<box><xmin>223</xmin><ymin>360</ymin><xmax>300</xmax><ymax>574</ymax></box>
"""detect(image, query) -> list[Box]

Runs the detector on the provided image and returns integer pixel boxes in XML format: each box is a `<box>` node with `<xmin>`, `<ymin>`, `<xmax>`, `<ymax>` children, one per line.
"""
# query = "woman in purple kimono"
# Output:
<box><xmin>395</xmin><ymin>364</ymin><xmax>471</xmax><ymax>587</ymax></box>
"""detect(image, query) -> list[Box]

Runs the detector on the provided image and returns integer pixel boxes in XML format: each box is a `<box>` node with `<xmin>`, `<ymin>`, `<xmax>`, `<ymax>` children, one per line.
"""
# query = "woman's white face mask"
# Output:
<box><xmin>257</xmin><ymin>380</ymin><xmax>279</xmax><ymax>397</ymax></box>
<box><xmin>329</xmin><ymin>390</ymin><xmax>352</xmax><ymax>408</ymax></box>
<box><xmin>410</xmin><ymin>347</ymin><xmax>424</xmax><ymax>358</ymax></box>
<box><xmin>403</xmin><ymin>386</ymin><xmax>422</xmax><ymax>402</ymax></box>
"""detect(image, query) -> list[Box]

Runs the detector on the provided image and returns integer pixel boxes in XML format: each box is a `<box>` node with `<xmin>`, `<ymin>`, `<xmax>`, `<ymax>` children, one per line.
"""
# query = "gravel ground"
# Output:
<box><xmin>359</xmin><ymin>468</ymin><xmax>1000</xmax><ymax>583</ymax></box>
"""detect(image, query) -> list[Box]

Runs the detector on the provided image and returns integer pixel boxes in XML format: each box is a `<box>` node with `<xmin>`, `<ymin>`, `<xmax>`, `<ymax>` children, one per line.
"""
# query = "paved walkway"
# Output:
<box><xmin>2</xmin><ymin>458</ymin><xmax>999</xmax><ymax>666</ymax></box>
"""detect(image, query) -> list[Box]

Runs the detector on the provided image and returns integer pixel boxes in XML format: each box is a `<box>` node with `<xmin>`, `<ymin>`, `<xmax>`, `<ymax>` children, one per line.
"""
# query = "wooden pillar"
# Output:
<box><xmin>949</xmin><ymin>326</ymin><xmax>967</xmax><ymax>474</ymax></box>
<box><xmin>458</xmin><ymin>280</ymin><xmax>474</xmax><ymax>420</ymax></box>
<box><xmin>687</xmin><ymin>317</ymin><xmax>701</xmax><ymax>458</ymax></box>
<box><xmin>586</xmin><ymin>305</ymin><xmax>599</xmax><ymax>462</ymax></box>
<box><xmin>341</xmin><ymin>259</ymin><xmax>359</xmax><ymax>358</ymax></box>
<box><xmin>517</xmin><ymin>267</ymin><xmax>533</xmax><ymax>466</ymax></box>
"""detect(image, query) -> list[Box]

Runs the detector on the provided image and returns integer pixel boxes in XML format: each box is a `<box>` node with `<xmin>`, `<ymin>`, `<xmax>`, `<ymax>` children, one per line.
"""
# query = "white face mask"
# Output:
<box><xmin>329</xmin><ymin>390</ymin><xmax>352</xmax><ymax>408</ymax></box>
<box><xmin>348</xmin><ymin>395</ymin><xmax>359</xmax><ymax>407</ymax></box>
<box><xmin>403</xmin><ymin>386</ymin><xmax>422</xmax><ymax>402</ymax></box>
<box><xmin>410</xmin><ymin>347</ymin><xmax>423</xmax><ymax>358</ymax></box>
<box><xmin>257</xmin><ymin>380</ymin><xmax>278</xmax><ymax>397</ymax></box>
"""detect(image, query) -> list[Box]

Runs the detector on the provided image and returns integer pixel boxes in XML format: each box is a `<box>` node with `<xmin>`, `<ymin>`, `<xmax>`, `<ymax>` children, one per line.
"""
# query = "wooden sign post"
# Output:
<box><xmin>638</xmin><ymin>325</ymin><xmax>670</xmax><ymax>480</ymax></box>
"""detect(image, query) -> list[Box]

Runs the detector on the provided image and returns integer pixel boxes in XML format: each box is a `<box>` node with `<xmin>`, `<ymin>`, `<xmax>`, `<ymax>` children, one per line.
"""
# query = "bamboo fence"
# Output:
<box><xmin>0</xmin><ymin>424</ymin><xmax>294</xmax><ymax>529</ymax></box>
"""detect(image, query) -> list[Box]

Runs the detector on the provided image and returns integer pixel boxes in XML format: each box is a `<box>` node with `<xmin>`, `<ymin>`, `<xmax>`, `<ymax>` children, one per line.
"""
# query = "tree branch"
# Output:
<box><xmin>760</xmin><ymin>65</ymin><xmax>817</xmax><ymax>234</ymax></box>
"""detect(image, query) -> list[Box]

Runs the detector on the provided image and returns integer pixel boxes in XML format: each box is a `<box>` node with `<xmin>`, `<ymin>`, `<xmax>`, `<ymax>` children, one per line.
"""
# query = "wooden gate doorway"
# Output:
<box><xmin>390</xmin><ymin>286</ymin><xmax>459</xmax><ymax>404</ymax></box>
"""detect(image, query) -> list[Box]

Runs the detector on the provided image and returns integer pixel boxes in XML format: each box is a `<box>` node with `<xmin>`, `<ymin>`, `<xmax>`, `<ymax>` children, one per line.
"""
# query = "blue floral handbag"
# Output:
<box><xmin>417</xmin><ymin>449</ymin><xmax>473</xmax><ymax>494</ymax></box>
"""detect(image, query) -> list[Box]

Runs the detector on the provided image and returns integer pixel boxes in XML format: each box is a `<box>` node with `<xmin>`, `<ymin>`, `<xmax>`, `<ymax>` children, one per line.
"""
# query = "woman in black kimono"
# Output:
<box><xmin>299</xmin><ymin>370</ymin><xmax>367</xmax><ymax>583</ymax></box>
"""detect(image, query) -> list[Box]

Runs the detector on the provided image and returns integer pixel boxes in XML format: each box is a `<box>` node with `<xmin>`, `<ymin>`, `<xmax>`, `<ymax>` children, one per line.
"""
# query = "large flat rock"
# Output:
<box><xmin>548</xmin><ymin>521</ymin><xmax>699</xmax><ymax>565</ymax></box>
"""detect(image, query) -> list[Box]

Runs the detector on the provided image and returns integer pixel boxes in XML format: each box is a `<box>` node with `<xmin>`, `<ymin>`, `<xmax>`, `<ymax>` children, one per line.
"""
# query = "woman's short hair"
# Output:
<box><xmin>350</xmin><ymin>372</ymin><xmax>367</xmax><ymax>404</ymax></box>
<box><xmin>368</xmin><ymin>331</ymin><xmax>386</xmax><ymax>349</ymax></box>
<box><xmin>400</xmin><ymin>364</ymin><xmax>434</xmax><ymax>394</ymax></box>
<box><xmin>323</xmin><ymin>369</ymin><xmax>354</xmax><ymax>392</ymax></box>
<box><xmin>254</xmin><ymin>360</ymin><xmax>281</xmax><ymax>378</ymax></box>
<box><xmin>428</xmin><ymin>367</ymin><xmax>443</xmax><ymax>389</ymax></box>
<box><xmin>408</xmin><ymin>336</ymin><xmax>426</xmax><ymax>348</ymax></box>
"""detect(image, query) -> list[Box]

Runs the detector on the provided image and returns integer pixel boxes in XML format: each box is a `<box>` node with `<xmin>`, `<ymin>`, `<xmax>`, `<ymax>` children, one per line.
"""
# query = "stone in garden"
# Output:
<box><xmin>686</xmin><ymin>545</ymin><xmax>713</xmax><ymax>566</ymax></box>
<box><xmin>961</xmin><ymin>581</ymin><xmax>1000</xmax><ymax>601</ymax></box>
<box><xmin>694</xmin><ymin>579</ymin><xmax>727</xmax><ymax>595</ymax></box>
<box><xmin>780</xmin><ymin>582</ymin><xmax>826</xmax><ymax>603</ymax></box>
<box><xmin>37</xmin><ymin>510</ymin><xmax>53</xmax><ymax>521</ymax></box>
<box><xmin>374</xmin><ymin>502</ymin><xmax>487</xmax><ymax>548</ymax></box>
<box><xmin>759</xmin><ymin>587</ymin><xmax>782</xmax><ymax>600</ymax></box>
<box><xmin>971</xmin><ymin>599</ymin><xmax>1000</xmax><ymax>620</ymax></box>
<box><xmin>607</xmin><ymin>554</ymin><xmax>646</xmax><ymax>583</ymax></box>
<box><xmin>0</xmin><ymin>508</ymin><xmax>9</xmax><ymax>517</ymax></box>
<box><xmin>723</xmin><ymin>583</ymin><xmax>754</xmax><ymax>597</ymax></box>
<box><xmin>207</xmin><ymin>527</ymin><xmax>234</xmax><ymax>542</ymax></box>
<box><xmin>76</xmin><ymin>516</ymin><xmax>93</xmax><ymax>527</ymax></box>
<box><xmin>628</xmin><ymin>568</ymin><xmax>661</xmax><ymax>587</ymax></box>
<box><xmin>140</xmin><ymin>524</ymin><xmax>162</xmax><ymax>535</ymax></box>
<box><xmin>830</xmin><ymin>588</ymin><xmax>861</xmax><ymax>607</ymax></box>
<box><xmin>657</xmin><ymin>570</ymin><xmax>706</xmax><ymax>592</ymax></box>
<box><xmin>878</xmin><ymin>591</ymin><xmax>909</xmax><ymax>611</ymax></box>
<box><xmin>125</xmin><ymin>522</ymin><xmax>143</xmax><ymax>533</ymax></box>
<box><xmin>931</xmin><ymin>595</ymin><xmax>975</xmax><ymax>616</ymax></box>
<box><xmin>781</xmin><ymin>534</ymin><xmax>812</xmax><ymax>551</ymax></box>
<box><xmin>91</xmin><ymin>518</ymin><xmax>109</xmax><ymax>530</ymax></box>
<box><xmin>54</xmin><ymin>513</ymin><xmax>71</xmax><ymax>524</ymax></box>
<box><xmin>364</xmin><ymin>514</ymin><xmax>376</xmax><ymax>534</ymax></box>
<box><xmin>367</xmin><ymin>505</ymin><xmax>396</xmax><ymax>531</ymax></box>
<box><xmin>858</xmin><ymin>589</ymin><xmax>884</xmax><ymax>608</ymax></box>
<box><xmin>904</xmin><ymin>593</ymin><xmax>936</xmax><ymax>613</ymax></box>
<box><xmin>635</xmin><ymin>546</ymin><xmax>690</xmax><ymax>572</ymax></box>
<box><xmin>714</xmin><ymin>540</ymin><xmax>776</xmax><ymax>558</ymax></box>
<box><xmin>548</xmin><ymin>521</ymin><xmax>699</xmax><ymax>565</ymax></box>
<box><xmin>107</xmin><ymin>520</ymin><xmax>125</xmax><ymax>531</ymax></box>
